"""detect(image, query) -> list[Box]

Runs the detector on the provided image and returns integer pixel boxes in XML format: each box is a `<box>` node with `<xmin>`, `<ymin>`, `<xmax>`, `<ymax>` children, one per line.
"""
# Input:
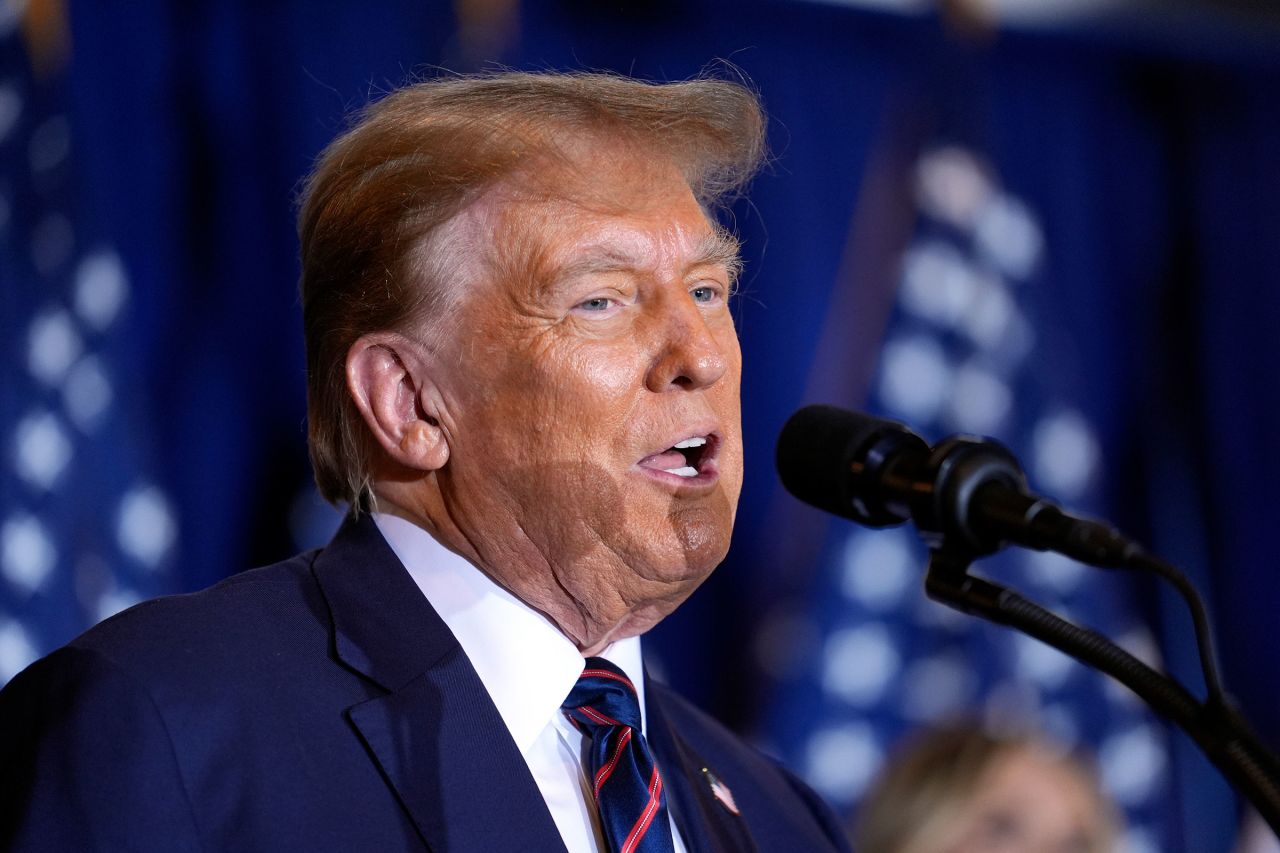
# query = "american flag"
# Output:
<box><xmin>0</xmin><ymin>14</ymin><xmax>177</xmax><ymax>685</ymax></box>
<box><xmin>764</xmin><ymin>143</ymin><xmax>1176</xmax><ymax>853</ymax></box>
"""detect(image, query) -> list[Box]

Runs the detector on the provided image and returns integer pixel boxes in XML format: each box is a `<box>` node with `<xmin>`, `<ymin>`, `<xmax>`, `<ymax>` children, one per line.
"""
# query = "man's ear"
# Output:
<box><xmin>345</xmin><ymin>333</ymin><xmax>450</xmax><ymax>472</ymax></box>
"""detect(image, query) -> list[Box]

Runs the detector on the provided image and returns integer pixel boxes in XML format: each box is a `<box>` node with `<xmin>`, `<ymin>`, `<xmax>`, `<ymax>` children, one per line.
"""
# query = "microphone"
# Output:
<box><xmin>776</xmin><ymin>404</ymin><xmax>1136</xmax><ymax>565</ymax></box>
<box><xmin>778</xmin><ymin>406</ymin><xmax>1280</xmax><ymax>832</ymax></box>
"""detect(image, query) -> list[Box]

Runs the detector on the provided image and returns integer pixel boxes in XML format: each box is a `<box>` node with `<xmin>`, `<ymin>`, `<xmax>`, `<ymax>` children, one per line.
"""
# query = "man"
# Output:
<box><xmin>0</xmin><ymin>71</ymin><xmax>850</xmax><ymax>852</ymax></box>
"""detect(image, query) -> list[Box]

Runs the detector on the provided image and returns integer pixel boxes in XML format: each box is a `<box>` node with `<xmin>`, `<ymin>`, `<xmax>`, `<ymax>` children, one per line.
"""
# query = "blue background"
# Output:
<box><xmin>4</xmin><ymin>1</ymin><xmax>1279</xmax><ymax>849</ymax></box>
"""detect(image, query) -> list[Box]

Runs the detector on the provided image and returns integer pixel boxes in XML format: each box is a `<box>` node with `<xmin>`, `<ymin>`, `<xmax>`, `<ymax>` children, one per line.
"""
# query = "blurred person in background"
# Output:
<box><xmin>853</xmin><ymin>721</ymin><xmax>1118</xmax><ymax>853</ymax></box>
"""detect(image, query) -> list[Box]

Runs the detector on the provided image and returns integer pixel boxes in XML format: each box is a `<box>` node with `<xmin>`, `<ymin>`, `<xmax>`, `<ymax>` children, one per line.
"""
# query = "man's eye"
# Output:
<box><xmin>577</xmin><ymin>297</ymin><xmax>612</xmax><ymax>312</ymax></box>
<box><xmin>691</xmin><ymin>285</ymin><xmax>718</xmax><ymax>303</ymax></box>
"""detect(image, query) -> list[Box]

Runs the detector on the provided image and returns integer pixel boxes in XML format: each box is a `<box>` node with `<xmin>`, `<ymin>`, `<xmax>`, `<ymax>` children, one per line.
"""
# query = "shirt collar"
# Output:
<box><xmin>371</xmin><ymin>512</ymin><xmax>647</xmax><ymax>755</ymax></box>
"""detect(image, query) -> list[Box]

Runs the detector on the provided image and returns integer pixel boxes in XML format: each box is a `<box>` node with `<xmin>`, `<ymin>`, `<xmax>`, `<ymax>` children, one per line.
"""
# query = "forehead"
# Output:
<box><xmin>495</xmin><ymin>166</ymin><xmax>723</xmax><ymax>283</ymax></box>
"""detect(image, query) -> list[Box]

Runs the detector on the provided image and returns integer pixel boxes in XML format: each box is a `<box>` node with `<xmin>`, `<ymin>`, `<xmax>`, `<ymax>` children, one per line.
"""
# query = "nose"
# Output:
<box><xmin>644</xmin><ymin>292</ymin><xmax>732</xmax><ymax>393</ymax></box>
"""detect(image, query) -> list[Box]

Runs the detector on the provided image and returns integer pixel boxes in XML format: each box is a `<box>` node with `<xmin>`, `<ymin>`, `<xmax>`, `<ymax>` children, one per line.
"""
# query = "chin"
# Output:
<box><xmin>667</xmin><ymin>508</ymin><xmax>734</xmax><ymax>578</ymax></box>
<box><xmin>603</xmin><ymin>494</ymin><xmax>737</xmax><ymax>588</ymax></box>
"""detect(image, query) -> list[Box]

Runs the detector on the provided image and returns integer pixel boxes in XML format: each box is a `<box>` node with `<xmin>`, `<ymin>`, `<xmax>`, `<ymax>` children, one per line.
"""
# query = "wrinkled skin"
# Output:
<box><xmin>359</xmin><ymin>149</ymin><xmax>744</xmax><ymax>655</ymax></box>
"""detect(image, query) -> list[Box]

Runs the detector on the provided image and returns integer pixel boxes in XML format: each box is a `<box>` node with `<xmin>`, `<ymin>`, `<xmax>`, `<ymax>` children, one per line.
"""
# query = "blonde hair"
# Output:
<box><xmin>296</xmin><ymin>71</ymin><xmax>766</xmax><ymax>509</ymax></box>
<box><xmin>853</xmin><ymin>723</ymin><xmax>1117</xmax><ymax>853</ymax></box>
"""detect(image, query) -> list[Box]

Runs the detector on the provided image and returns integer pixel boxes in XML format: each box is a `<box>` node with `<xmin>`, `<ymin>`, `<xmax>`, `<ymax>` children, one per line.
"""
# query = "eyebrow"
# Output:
<box><xmin>692</xmin><ymin>228</ymin><xmax>744</xmax><ymax>283</ymax></box>
<box><xmin>552</xmin><ymin>227</ymin><xmax>744</xmax><ymax>285</ymax></box>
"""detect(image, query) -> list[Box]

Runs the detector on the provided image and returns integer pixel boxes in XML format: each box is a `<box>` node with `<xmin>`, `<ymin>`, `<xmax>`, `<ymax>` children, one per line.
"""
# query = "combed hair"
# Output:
<box><xmin>297</xmin><ymin>70</ymin><xmax>766</xmax><ymax>509</ymax></box>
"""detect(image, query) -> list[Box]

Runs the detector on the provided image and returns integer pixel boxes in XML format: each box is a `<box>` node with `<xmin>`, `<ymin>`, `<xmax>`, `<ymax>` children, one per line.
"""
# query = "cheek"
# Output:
<box><xmin>715</xmin><ymin>326</ymin><xmax>744</xmax><ymax>409</ymax></box>
<box><xmin>501</xmin><ymin>460</ymin><xmax>631</xmax><ymax>562</ymax></box>
<box><xmin>717</xmin><ymin>316</ymin><xmax>743</xmax><ymax>369</ymax></box>
<box><xmin>468</xmin><ymin>343</ymin><xmax>641</xmax><ymax>474</ymax></box>
<box><xmin>576</xmin><ymin>342</ymin><xmax>643</xmax><ymax>393</ymax></box>
<box><xmin>713</xmin><ymin>351</ymin><xmax>745</xmax><ymax>494</ymax></box>
<box><xmin>522</xmin><ymin>343</ymin><xmax>645</xmax><ymax>447</ymax></box>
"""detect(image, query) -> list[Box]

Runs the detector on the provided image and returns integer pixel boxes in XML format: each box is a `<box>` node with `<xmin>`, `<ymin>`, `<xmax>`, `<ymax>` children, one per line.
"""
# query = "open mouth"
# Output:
<box><xmin>637</xmin><ymin>433</ymin><xmax>719</xmax><ymax>481</ymax></box>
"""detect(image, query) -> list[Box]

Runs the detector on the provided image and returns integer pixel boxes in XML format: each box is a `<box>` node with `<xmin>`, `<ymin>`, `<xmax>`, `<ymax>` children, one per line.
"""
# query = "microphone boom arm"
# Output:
<box><xmin>925</xmin><ymin>546</ymin><xmax>1280</xmax><ymax>838</ymax></box>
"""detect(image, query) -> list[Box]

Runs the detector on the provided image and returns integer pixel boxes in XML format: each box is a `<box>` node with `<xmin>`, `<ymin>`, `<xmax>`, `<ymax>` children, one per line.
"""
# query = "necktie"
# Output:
<box><xmin>562</xmin><ymin>657</ymin><xmax>676</xmax><ymax>853</ymax></box>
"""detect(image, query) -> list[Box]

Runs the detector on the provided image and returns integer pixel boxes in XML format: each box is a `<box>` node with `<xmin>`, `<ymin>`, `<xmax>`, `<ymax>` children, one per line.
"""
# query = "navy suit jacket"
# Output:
<box><xmin>0</xmin><ymin>514</ymin><xmax>850</xmax><ymax>852</ymax></box>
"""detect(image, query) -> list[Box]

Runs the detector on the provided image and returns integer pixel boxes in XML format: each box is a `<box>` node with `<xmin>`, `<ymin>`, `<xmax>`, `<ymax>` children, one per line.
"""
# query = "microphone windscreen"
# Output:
<box><xmin>775</xmin><ymin>405</ymin><xmax>892</xmax><ymax>522</ymax></box>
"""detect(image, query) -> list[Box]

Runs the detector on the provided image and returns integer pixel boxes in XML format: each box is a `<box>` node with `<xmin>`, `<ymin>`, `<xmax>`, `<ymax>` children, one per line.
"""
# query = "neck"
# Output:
<box><xmin>370</xmin><ymin>482</ymin><xmax>679</xmax><ymax>655</ymax></box>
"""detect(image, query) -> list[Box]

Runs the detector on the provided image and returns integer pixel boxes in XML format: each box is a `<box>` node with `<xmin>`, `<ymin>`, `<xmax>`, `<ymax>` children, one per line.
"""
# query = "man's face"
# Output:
<box><xmin>424</xmin><ymin>151</ymin><xmax>744</xmax><ymax>646</ymax></box>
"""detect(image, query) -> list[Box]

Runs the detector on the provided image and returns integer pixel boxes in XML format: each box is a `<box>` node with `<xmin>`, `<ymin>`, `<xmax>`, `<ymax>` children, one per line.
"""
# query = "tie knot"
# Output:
<box><xmin>562</xmin><ymin>657</ymin><xmax>642</xmax><ymax>732</ymax></box>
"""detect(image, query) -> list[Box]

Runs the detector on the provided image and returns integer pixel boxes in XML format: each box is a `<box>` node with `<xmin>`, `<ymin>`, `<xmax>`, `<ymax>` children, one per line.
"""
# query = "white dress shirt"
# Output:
<box><xmin>373</xmin><ymin>513</ymin><xmax>688</xmax><ymax>853</ymax></box>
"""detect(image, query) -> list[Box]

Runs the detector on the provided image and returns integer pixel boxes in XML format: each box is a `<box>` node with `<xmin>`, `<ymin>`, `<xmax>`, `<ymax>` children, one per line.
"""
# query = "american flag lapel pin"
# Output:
<box><xmin>701</xmin><ymin>767</ymin><xmax>740</xmax><ymax>815</ymax></box>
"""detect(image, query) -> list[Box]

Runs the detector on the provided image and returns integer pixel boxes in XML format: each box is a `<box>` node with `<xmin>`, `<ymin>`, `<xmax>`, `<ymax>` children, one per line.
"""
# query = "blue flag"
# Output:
<box><xmin>0</xmin><ymin>19</ymin><xmax>177</xmax><ymax>684</ymax></box>
<box><xmin>766</xmin><ymin>140</ymin><xmax>1177</xmax><ymax>853</ymax></box>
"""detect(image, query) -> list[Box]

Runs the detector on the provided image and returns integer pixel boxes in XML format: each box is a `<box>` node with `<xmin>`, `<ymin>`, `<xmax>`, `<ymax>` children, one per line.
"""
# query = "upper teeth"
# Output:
<box><xmin>674</xmin><ymin>436</ymin><xmax>708</xmax><ymax>449</ymax></box>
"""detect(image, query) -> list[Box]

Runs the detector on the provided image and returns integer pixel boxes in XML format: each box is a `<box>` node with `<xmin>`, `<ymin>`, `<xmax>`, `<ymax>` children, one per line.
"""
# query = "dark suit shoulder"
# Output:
<box><xmin>0</xmin><ymin>644</ymin><xmax>205</xmax><ymax>850</ymax></box>
<box><xmin>0</xmin><ymin>521</ymin><xmax>460</xmax><ymax>851</ymax></box>
<box><xmin>63</xmin><ymin>550</ymin><xmax>326</xmax><ymax>677</ymax></box>
<box><xmin>0</xmin><ymin>545</ymin><xmax>401</xmax><ymax>850</ymax></box>
<box><xmin>73</xmin><ymin>549</ymin><xmax>321</xmax><ymax>642</ymax></box>
<box><xmin>7</xmin><ymin>547</ymin><xmax>384</xmax><ymax>737</ymax></box>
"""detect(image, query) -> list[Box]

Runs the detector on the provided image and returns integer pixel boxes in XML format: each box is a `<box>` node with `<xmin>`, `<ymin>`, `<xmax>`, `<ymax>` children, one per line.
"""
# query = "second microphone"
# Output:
<box><xmin>775</xmin><ymin>404</ymin><xmax>1136</xmax><ymax>566</ymax></box>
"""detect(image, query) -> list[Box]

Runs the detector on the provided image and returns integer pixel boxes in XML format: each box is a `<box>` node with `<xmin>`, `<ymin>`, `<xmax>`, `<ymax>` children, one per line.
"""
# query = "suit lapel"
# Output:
<box><xmin>645</xmin><ymin>675</ymin><xmax>759</xmax><ymax>853</ymax></box>
<box><xmin>313</xmin><ymin>514</ymin><xmax>566</xmax><ymax>853</ymax></box>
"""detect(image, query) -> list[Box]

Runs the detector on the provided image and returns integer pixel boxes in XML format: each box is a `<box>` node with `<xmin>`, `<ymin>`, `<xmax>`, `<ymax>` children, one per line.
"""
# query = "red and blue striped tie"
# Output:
<box><xmin>562</xmin><ymin>657</ymin><xmax>676</xmax><ymax>853</ymax></box>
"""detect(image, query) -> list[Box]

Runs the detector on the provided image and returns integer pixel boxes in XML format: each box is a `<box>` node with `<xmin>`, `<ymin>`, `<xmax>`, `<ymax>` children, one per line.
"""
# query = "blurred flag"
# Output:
<box><xmin>0</xmin><ymin>9</ymin><xmax>177</xmax><ymax>685</ymax></box>
<box><xmin>765</xmin><ymin>141</ymin><xmax>1177</xmax><ymax>853</ymax></box>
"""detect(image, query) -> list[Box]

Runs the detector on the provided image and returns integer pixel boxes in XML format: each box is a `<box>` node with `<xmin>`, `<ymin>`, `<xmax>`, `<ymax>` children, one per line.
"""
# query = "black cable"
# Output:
<box><xmin>964</xmin><ymin>483</ymin><xmax>1228</xmax><ymax>706</ymax></box>
<box><xmin>1122</xmin><ymin>545</ymin><xmax>1227</xmax><ymax>705</ymax></box>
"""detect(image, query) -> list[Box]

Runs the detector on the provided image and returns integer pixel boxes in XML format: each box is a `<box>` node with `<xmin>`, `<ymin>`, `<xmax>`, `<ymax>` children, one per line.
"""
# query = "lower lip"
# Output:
<box><xmin>634</xmin><ymin>459</ymin><xmax>720</xmax><ymax>490</ymax></box>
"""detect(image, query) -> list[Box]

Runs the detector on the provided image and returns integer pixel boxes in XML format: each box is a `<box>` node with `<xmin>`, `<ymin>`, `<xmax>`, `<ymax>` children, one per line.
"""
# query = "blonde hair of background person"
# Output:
<box><xmin>853</xmin><ymin>723</ymin><xmax>1119</xmax><ymax>853</ymax></box>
